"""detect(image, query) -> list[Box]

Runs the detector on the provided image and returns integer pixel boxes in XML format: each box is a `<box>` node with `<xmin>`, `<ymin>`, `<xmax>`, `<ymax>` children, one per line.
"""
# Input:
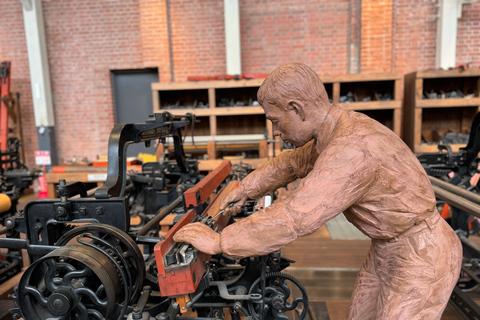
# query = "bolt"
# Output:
<box><xmin>181</xmin><ymin>306</ymin><xmax>186</xmax><ymax>311</ymax></box>
<box><xmin>56</xmin><ymin>207</ymin><xmax>67</xmax><ymax>217</ymax></box>
<box><xmin>272</xmin><ymin>297</ymin><xmax>284</xmax><ymax>310</ymax></box>
<box><xmin>52</xmin><ymin>298</ymin><xmax>64</xmax><ymax>310</ymax></box>
<box><xmin>4</xmin><ymin>218</ymin><xmax>14</xmax><ymax>228</ymax></box>
<box><xmin>79</xmin><ymin>206</ymin><xmax>87</xmax><ymax>215</ymax></box>
<box><xmin>95</xmin><ymin>206</ymin><xmax>104</xmax><ymax>215</ymax></box>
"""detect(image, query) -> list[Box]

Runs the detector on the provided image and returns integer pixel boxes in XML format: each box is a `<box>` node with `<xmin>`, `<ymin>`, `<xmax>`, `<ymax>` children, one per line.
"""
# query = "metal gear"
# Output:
<box><xmin>248</xmin><ymin>272</ymin><xmax>309</xmax><ymax>320</ymax></box>
<box><xmin>56</xmin><ymin>224</ymin><xmax>145</xmax><ymax>301</ymax></box>
<box><xmin>16</xmin><ymin>245</ymin><xmax>122</xmax><ymax>319</ymax></box>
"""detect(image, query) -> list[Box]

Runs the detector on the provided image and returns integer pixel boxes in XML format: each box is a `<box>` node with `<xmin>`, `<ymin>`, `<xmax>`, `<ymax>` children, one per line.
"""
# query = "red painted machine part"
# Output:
<box><xmin>184</xmin><ymin>160</ymin><xmax>231</xmax><ymax>208</ymax></box>
<box><xmin>154</xmin><ymin>180</ymin><xmax>240</xmax><ymax>297</ymax></box>
<box><xmin>0</xmin><ymin>61</ymin><xmax>11</xmax><ymax>152</ymax></box>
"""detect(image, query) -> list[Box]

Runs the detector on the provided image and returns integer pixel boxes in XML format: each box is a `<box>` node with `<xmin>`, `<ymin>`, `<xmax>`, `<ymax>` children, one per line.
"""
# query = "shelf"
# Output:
<box><xmin>151</xmin><ymin>79</ymin><xmax>264</xmax><ymax>91</ymax></box>
<box><xmin>339</xmin><ymin>100</ymin><xmax>401</xmax><ymax>111</ymax></box>
<box><xmin>321</xmin><ymin>72</ymin><xmax>402</xmax><ymax>83</ymax></box>
<box><xmin>416</xmin><ymin>98</ymin><xmax>480</xmax><ymax>108</ymax></box>
<box><xmin>414</xmin><ymin>144</ymin><xmax>466</xmax><ymax>154</ymax></box>
<box><xmin>403</xmin><ymin>68</ymin><xmax>480</xmax><ymax>151</ymax></box>
<box><xmin>152</xmin><ymin>73</ymin><xmax>403</xmax><ymax>158</ymax></box>
<box><xmin>165</xmin><ymin>106</ymin><xmax>264</xmax><ymax>117</ymax></box>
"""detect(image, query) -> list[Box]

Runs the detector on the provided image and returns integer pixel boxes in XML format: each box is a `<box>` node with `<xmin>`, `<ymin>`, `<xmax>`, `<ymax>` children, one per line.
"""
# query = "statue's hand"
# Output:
<box><xmin>173</xmin><ymin>223</ymin><xmax>222</xmax><ymax>255</ymax></box>
<box><xmin>218</xmin><ymin>184</ymin><xmax>248</xmax><ymax>216</ymax></box>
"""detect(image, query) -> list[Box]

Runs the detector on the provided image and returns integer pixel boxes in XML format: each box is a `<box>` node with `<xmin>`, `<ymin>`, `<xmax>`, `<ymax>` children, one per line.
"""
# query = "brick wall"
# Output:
<box><xmin>392</xmin><ymin>0</ymin><xmax>437</xmax><ymax>74</ymax></box>
<box><xmin>457</xmin><ymin>1</ymin><xmax>480</xmax><ymax>67</ymax></box>
<box><xmin>140</xmin><ymin>0</ymin><xmax>171</xmax><ymax>82</ymax></box>
<box><xmin>0</xmin><ymin>2</ymin><xmax>37</xmax><ymax>166</ymax></box>
<box><xmin>1</xmin><ymin>0</ymin><xmax>480</xmax><ymax>167</ymax></box>
<box><xmin>240</xmin><ymin>0</ymin><xmax>350</xmax><ymax>76</ymax></box>
<box><xmin>169</xmin><ymin>0</ymin><xmax>226</xmax><ymax>81</ymax></box>
<box><xmin>41</xmin><ymin>0</ymin><xmax>147</xmax><ymax>164</ymax></box>
<box><xmin>360</xmin><ymin>0</ymin><xmax>393</xmax><ymax>73</ymax></box>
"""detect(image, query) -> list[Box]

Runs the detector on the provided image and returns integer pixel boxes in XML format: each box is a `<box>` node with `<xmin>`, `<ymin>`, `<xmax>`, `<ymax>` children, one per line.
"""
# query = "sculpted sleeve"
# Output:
<box><xmin>219</xmin><ymin>138</ymin><xmax>378</xmax><ymax>257</ymax></box>
<box><xmin>241</xmin><ymin>139</ymin><xmax>319</xmax><ymax>199</ymax></box>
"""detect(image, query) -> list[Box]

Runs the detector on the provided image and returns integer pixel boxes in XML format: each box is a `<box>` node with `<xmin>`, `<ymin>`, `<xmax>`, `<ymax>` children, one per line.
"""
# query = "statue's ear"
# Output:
<box><xmin>287</xmin><ymin>100</ymin><xmax>305</xmax><ymax>121</ymax></box>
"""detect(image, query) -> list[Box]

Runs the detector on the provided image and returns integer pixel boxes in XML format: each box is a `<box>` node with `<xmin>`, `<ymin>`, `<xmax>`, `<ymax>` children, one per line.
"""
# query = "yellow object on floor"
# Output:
<box><xmin>0</xmin><ymin>194</ymin><xmax>12</xmax><ymax>213</ymax></box>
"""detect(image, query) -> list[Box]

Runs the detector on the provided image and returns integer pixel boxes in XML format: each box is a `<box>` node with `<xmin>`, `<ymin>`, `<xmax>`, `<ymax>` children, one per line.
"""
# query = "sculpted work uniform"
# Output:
<box><xmin>219</xmin><ymin>105</ymin><xmax>462</xmax><ymax>319</ymax></box>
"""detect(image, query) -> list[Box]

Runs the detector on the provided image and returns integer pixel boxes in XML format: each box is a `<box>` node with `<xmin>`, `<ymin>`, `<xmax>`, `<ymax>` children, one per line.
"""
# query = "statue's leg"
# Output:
<box><xmin>346</xmin><ymin>244</ymin><xmax>380</xmax><ymax>320</ymax></box>
<box><xmin>374</xmin><ymin>218</ymin><xmax>462</xmax><ymax>320</ymax></box>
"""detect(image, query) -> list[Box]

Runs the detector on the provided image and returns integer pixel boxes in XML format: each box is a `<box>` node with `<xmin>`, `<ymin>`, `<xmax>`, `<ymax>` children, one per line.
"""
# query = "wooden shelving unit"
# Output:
<box><xmin>322</xmin><ymin>73</ymin><xmax>403</xmax><ymax>136</ymax></box>
<box><xmin>151</xmin><ymin>79</ymin><xmax>274</xmax><ymax>159</ymax></box>
<box><xmin>403</xmin><ymin>68</ymin><xmax>480</xmax><ymax>153</ymax></box>
<box><xmin>151</xmin><ymin>73</ymin><xmax>402</xmax><ymax>160</ymax></box>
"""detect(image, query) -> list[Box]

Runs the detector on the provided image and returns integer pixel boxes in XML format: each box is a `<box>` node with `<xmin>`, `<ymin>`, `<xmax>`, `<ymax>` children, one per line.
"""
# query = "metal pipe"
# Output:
<box><xmin>429</xmin><ymin>176</ymin><xmax>480</xmax><ymax>206</ymax></box>
<box><xmin>0</xmin><ymin>237</ymin><xmax>59</xmax><ymax>254</ymax></box>
<box><xmin>459</xmin><ymin>235</ymin><xmax>480</xmax><ymax>253</ymax></box>
<box><xmin>461</xmin><ymin>265</ymin><xmax>480</xmax><ymax>286</ymax></box>
<box><xmin>432</xmin><ymin>185</ymin><xmax>480</xmax><ymax>219</ymax></box>
<box><xmin>137</xmin><ymin>186</ymin><xmax>185</xmax><ymax>236</ymax></box>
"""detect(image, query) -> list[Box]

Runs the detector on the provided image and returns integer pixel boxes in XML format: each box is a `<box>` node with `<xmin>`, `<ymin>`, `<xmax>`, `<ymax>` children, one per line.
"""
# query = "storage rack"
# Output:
<box><xmin>151</xmin><ymin>73</ymin><xmax>402</xmax><ymax>161</ymax></box>
<box><xmin>403</xmin><ymin>68</ymin><xmax>480</xmax><ymax>153</ymax></box>
<box><xmin>323</xmin><ymin>73</ymin><xmax>402</xmax><ymax>136</ymax></box>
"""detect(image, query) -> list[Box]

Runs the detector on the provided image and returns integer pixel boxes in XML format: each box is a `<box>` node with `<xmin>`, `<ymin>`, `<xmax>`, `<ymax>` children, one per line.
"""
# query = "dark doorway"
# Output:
<box><xmin>111</xmin><ymin>68</ymin><xmax>159</xmax><ymax>157</ymax></box>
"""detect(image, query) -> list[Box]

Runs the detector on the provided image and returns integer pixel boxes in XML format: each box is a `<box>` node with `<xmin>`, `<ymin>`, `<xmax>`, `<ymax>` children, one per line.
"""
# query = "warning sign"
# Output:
<box><xmin>34</xmin><ymin>150</ymin><xmax>51</xmax><ymax>166</ymax></box>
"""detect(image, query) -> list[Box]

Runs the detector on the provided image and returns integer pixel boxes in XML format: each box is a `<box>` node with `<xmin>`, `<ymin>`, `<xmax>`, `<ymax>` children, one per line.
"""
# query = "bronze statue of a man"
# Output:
<box><xmin>174</xmin><ymin>63</ymin><xmax>462</xmax><ymax>319</ymax></box>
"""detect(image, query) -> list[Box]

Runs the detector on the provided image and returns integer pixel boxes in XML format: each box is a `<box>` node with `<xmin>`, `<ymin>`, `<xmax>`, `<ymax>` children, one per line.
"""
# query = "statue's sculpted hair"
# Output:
<box><xmin>257</xmin><ymin>63</ymin><xmax>330</xmax><ymax>110</ymax></box>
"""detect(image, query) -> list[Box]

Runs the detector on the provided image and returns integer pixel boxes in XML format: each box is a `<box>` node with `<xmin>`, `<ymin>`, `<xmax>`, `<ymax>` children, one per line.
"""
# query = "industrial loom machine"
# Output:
<box><xmin>0</xmin><ymin>113</ymin><xmax>308</xmax><ymax>320</ymax></box>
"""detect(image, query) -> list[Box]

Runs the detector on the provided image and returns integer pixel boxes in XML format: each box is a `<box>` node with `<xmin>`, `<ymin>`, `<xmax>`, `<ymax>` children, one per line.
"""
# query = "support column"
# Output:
<box><xmin>435</xmin><ymin>0</ymin><xmax>479</xmax><ymax>69</ymax></box>
<box><xmin>436</xmin><ymin>0</ymin><xmax>460</xmax><ymax>69</ymax></box>
<box><xmin>224</xmin><ymin>0</ymin><xmax>242</xmax><ymax>76</ymax></box>
<box><xmin>21</xmin><ymin>0</ymin><xmax>57</xmax><ymax>167</ymax></box>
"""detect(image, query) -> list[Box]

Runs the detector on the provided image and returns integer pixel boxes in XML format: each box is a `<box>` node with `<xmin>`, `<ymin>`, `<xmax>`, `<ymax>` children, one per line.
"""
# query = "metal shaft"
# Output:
<box><xmin>432</xmin><ymin>185</ymin><xmax>480</xmax><ymax>219</ymax></box>
<box><xmin>137</xmin><ymin>195</ymin><xmax>183</xmax><ymax>236</ymax></box>
<box><xmin>429</xmin><ymin>176</ymin><xmax>480</xmax><ymax>206</ymax></box>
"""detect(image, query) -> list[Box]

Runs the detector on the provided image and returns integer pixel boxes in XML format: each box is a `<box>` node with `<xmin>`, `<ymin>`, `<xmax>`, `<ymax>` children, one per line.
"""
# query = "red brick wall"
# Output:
<box><xmin>457</xmin><ymin>2</ymin><xmax>480</xmax><ymax>67</ymax></box>
<box><xmin>41</xmin><ymin>0</ymin><xmax>147</xmax><ymax>164</ymax></box>
<box><xmin>169</xmin><ymin>0</ymin><xmax>226</xmax><ymax>81</ymax></box>
<box><xmin>392</xmin><ymin>0</ymin><xmax>437</xmax><ymax>74</ymax></box>
<box><xmin>2</xmin><ymin>0</ymin><xmax>480</xmax><ymax>167</ymax></box>
<box><xmin>360</xmin><ymin>0</ymin><xmax>393</xmax><ymax>73</ymax></box>
<box><xmin>0</xmin><ymin>2</ymin><xmax>37</xmax><ymax>166</ymax></box>
<box><xmin>140</xmin><ymin>0</ymin><xmax>171</xmax><ymax>82</ymax></box>
<box><xmin>240</xmin><ymin>0</ymin><xmax>350</xmax><ymax>76</ymax></box>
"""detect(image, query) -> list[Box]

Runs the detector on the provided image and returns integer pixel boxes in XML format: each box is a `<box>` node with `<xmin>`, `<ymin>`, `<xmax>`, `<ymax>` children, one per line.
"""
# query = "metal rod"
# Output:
<box><xmin>429</xmin><ymin>176</ymin><xmax>480</xmax><ymax>206</ymax></box>
<box><xmin>137</xmin><ymin>195</ymin><xmax>183</xmax><ymax>236</ymax></box>
<box><xmin>459</xmin><ymin>235</ymin><xmax>480</xmax><ymax>253</ymax></box>
<box><xmin>461</xmin><ymin>265</ymin><xmax>480</xmax><ymax>285</ymax></box>
<box><xmin>0</xmin><ymin>238</ymin><xmax>59</xmax><ymax>254</ymax></box>
<box><xmin>432</xmin><ymin>185</ymin><xmax>480</xmax><ymax>219</ymax></box>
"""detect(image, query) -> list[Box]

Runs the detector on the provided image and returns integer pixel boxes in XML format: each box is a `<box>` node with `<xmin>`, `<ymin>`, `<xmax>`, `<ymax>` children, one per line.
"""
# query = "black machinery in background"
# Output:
<box><xmin>0</xmin><ymin>137</ymin><xmax>37</xmax><ymax>284</ymax></box>
<box><xmin>0</xmin><ymin>112</ymin><xmax>308</xmax><ymax>320</ymax></box>
<box><xmin>417</xmin><ymin>112</ymin><xmax>480</xmax><ymax>319</ymax></box>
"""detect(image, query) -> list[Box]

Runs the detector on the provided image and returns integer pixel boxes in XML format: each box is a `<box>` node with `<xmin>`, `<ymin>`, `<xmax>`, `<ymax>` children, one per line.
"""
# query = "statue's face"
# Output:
<box><xmin>263</xmin><ymin>101</ymin><xmax>311</xmax><ymax>148</ymax></box>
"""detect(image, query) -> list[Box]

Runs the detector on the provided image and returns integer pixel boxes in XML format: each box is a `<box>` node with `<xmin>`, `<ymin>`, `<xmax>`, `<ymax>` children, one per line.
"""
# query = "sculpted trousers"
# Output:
<box><xmin>346</xmin><ymin>218</ymin><xmax>462</xmax><ymax>320</ymax></box>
